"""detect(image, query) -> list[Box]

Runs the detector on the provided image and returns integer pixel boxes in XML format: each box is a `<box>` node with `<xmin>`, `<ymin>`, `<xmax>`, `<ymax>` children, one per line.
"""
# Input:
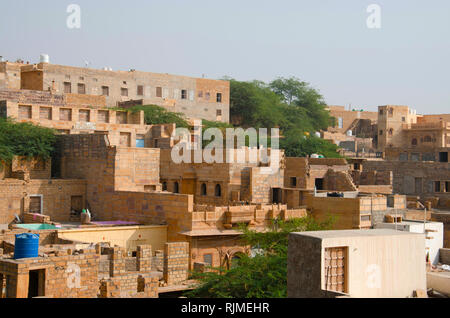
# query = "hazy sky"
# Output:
<box><xmin>1</xmin><ymin>0</ymin><xmax>449</xmax><ymax>114</ymax></box>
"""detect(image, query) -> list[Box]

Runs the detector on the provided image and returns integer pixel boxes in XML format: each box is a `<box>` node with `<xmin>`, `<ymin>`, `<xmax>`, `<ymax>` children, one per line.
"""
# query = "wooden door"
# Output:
<box><xmin>324</xmin><ymin>247</ymin><xmax>347</xmax><ymax>293</ymax></box>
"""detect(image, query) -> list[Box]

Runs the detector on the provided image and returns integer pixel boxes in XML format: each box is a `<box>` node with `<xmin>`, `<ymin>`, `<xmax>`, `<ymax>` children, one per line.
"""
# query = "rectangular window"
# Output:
<box><xmin>435</xmin><ymin>181</ymin><xmax>441</xmax><ymax>193</ymax></box>
<box><xmin>290</xmin><ymin>177</ymin><xmax>297</xmax><ymax>187</ymax></box>
<box><xmin>446</xmin><ymin>182</ymin><xmax>450</xmax><ymax>193</ymax></box>
<box><xmin>121</xmin><ymin>88</ymin><xmax>128</xmax><ymax>97</ymax></box>
<box><xmin>77</xmin><ymin>83</ymin><xmax>86</xmax><ymax>94</ymax></box>
<box><xmin>216</xmin><ymin>93</ymin><xmax>222</xmax><ymax>103</ymax></box>
<box><xmin>156</xmin><ymin>87</ymin><xmax>162</xmax><ymax>98</ymax></box>
<box><xmin>338</xmin><ymin>117</ymin><xmax>343</xmax><ymax>129</ymax></box>
<box><xmin>203</xmin><ymin>254</ymin><xmax>213</xmax><ymax>266</ymax></box>
<box><xmin>18</xmin><ymin>105</ymin><xmax>32</xmax><ymax>119</ymax></box>
<box><xmin>399</xmin><ymin>153</ymin><xmax>408</xmax><ymax>161</ymax></box>
<box><xmin>216</xmin><ymin>109</ymin><xmax>222</xmax><ymax>116</ymax></box>
<box><xmin>64</xmin><ymin>82</ymin><xmax>72</xmax><ymax>93</ymax></box>
<box><xmin>116</xmin><ymin>112</ymin><xmax>127</xmax><ymax>124</ymax></box>
<box><xmin>136</xmin><ymin>135</ymin><xmax>145</xmax><ymax>148</ymax></box>
<box><xmin>60</xmin><ymin>108</ymin><xmax>72</xmax><ymax>121</ymax></box>
<box><xmin>205</xmin><ymin>92</ymin><xmax>210</xmax><ymax>100</ymax></box>
<box><xmin>137</xmin><ymin>85</ymin><xmax>144</xmax><ymax>96</ymax></box>
<box><xmin>97</xmin><ymin>110</ymin><xmax>110</xmax><ymax>123</ymax></box>
<box><xmin>439</xmin><ymin>152</ymin><xmax>449</xmax><ymax>163</ymax></box>
<box><xmin>78</xmin><ymin>109</ymin><xmax>90</xmax><ymax>122</ymax></box>
<box><xmin>120</xmin><ymin>132</ymin><xmax>131</xmax><ymax>147</ymax></box>
<box><xmin>39</xmin><ymin>107</ymin><xmax>52</xmax><ymax>120</ymax></box>
<box><xmin>198</xmin><ymin>91</ymin><xmax>203</xmax><ymax>98</ymax></box>
<box><xmin>411</xmin><ymin>153</ymin><xmax>420</xmax><ymax>161</ymax></box>
<box><xmin>102</xmin><ymin>86</ymin><xmax>109</xmax><ymax>96</ymax></box>
<box><xmin>181</xmin><ymin>90</ymin><xmax>187</xmax><ymax>99</ymax></box>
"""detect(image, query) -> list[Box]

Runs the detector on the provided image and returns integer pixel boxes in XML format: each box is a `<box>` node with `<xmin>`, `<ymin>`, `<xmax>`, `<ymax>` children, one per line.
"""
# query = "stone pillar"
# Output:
<box><xmin>163</xmin><ymin>242</ymin><xmax>189</xmax><ymax>285</ymax></box>
<box><xmin>109</xmin><ymin>247</ymin><xmax>126</xmax><ymax>277</ymax></box>
<box><xmin>136</xmin><ymin>245</ymin><xmax>152</xmax><ymax>272</ymax></box>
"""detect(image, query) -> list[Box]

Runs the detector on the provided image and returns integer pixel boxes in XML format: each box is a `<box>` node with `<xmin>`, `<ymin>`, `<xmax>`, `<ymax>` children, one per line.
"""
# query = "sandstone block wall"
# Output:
<box><xmin>163</xmin><ymin>242</ymin><xmax>189</xmax><ymax>285</ymax></box>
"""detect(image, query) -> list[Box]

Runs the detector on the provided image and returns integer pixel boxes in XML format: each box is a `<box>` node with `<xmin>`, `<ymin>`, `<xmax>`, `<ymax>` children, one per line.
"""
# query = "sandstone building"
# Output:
<box><xmin>0</xmin><ymin>59</ymin><xmax>231</xmax><ymax>123</ymax></box>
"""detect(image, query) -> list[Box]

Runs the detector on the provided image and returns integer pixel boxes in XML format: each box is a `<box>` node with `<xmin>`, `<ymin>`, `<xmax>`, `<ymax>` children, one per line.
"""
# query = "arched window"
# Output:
<box><xmin>411</xmin><ymin>138</ymin><xmax>418</xmax><ymax>146</ymax></box>
<box><xmin>388</xmin><ymin>128</ymin><xmax>394</xmax><ymax>136</ymax></box>
<box><xmin>215</xmin><ymin>184</ymin><xmax>221</xmax><ymax>197</ymax></box>
<box><xmin>162</xmin><ymin>182</ymin><xmax>168</xmax><ymax>191</ymax></box>
<box><xmin>230</xmin><ymin>252</ymin><xmax>245</xmax><ymax>269</ymax></box>
<box><xmin>174</xmin><ymin>182</ymin><xmax>179</xmax><ymax>194</ymax></box>
<box><xmin>201</xmin><ymin>183</ymin><xmax>207</xmax><ymax>196</ymax></box>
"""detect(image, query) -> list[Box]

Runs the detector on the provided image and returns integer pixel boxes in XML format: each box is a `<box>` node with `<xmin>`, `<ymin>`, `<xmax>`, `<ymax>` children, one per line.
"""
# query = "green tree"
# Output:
<box><xmin>229</xmin><ymin>79</ymin><xmax>286</xmax><ymax>129</ymax></box>
<box><xmin>228</xmin><ymin>77</ymin><xmax>341</xmax><ymax>158</ymax></box>
<box><xmin>129</xmin><ymin>105</ymin><xmax>190</xmax><ymax>128</ymax></box>
<box><xmin>185</xmin><ymin>217</ymin><xmax>334</xmax><ymax>298</ymax></box>
<box><xmin>0</xmin><ymin>118</ymin><xmax>56</xmax><ymax>162</ymax></box>
<box><xmin>281</xmin><ymin>134</ymin><xmax>341</xmax><ymax>158</ymax></box>
<box><xmin>270</xmin><ymin>76</ymin><xmax>332</xmax><ymax>132</ymax></box>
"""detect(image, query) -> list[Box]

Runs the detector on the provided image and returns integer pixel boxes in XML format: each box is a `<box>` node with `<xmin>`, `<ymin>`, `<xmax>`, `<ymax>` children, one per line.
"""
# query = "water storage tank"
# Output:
<box><xmin>14</xmin><ymin>233</ymin><xmax>40</xmax><ymax>259</ymax></box>
<box><xmin>40</xmin><ymin>54</ymin><xmax>50</xmax><ymax>63</ymax></box>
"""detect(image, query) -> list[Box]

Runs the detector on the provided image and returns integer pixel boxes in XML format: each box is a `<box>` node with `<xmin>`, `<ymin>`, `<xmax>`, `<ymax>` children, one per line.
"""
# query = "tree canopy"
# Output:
<box><xmin>0</xmin><ymin>118</ymin><xmax>57</xmax><ymax>163</ymax></box>
<box><xmin>229</xmin><ymin>77</ymin><xmax>339</xmax><ymax>157</ymax></box>
<box><xmin>129</xmin><ymin>105</ymin><xmax>190</xmax><ymax>128</ymax></box>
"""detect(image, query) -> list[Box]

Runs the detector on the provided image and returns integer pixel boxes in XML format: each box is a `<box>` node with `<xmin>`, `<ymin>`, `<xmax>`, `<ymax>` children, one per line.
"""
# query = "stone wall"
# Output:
<box><xmin>0</xmin><ymin>179</ymin><xmax>87</xmax><ymax>224</ymax></box>
<box><xmin>163</xmin><ymin>242</ymin><xmax>189</xmax><ymax>285</ymax></box>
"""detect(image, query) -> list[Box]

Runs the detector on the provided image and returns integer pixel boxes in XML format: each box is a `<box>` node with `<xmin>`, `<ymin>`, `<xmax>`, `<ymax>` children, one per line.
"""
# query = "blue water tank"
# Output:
<box><xmin>14</xmin><ymin>233</ymin><xmax>40</xmax><ymax>259</ymax></box>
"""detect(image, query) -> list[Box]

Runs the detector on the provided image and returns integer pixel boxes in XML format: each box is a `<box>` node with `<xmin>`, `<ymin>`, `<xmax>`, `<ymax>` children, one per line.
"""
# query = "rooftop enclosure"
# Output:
<box><xmin>288</xmin><ymin>229</ymin><xmax>426</xmax><ymax>298</ymax></box>
<box><xmin>306</xmin><ymin>193</ymin><xmax>388</xmax><ymax>230</ymax></box>
<box><xmin>284</xmin><ymin>157</ymin><xmax>356</xmax><ymax>191</ymax></box>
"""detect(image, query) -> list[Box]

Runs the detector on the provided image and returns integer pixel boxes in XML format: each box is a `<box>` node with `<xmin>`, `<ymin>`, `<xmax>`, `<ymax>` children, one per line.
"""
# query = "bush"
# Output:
<box><xmin>129</xmin><ymin>105</ymin><xmax>190</xmax><ymax>128</ymax></box>
<box><xmin>0</xmin><ymin>118</ymin><xmax>57</xmax><ymax>162</ymax></box>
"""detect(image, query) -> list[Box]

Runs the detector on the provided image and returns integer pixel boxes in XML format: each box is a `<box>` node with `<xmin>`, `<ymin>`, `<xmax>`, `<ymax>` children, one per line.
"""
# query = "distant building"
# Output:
<box><xmin>1</xmin><ymin>59</ymin><xmax>230</xmax><ymax>123</ymax></box>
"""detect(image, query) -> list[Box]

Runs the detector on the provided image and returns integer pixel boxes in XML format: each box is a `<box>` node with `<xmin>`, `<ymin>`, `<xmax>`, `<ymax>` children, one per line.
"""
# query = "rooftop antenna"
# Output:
<box><xmin>83</xmin><ymin>59</ymin><xmax>91</xmax><ymax>68</ymax></box>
